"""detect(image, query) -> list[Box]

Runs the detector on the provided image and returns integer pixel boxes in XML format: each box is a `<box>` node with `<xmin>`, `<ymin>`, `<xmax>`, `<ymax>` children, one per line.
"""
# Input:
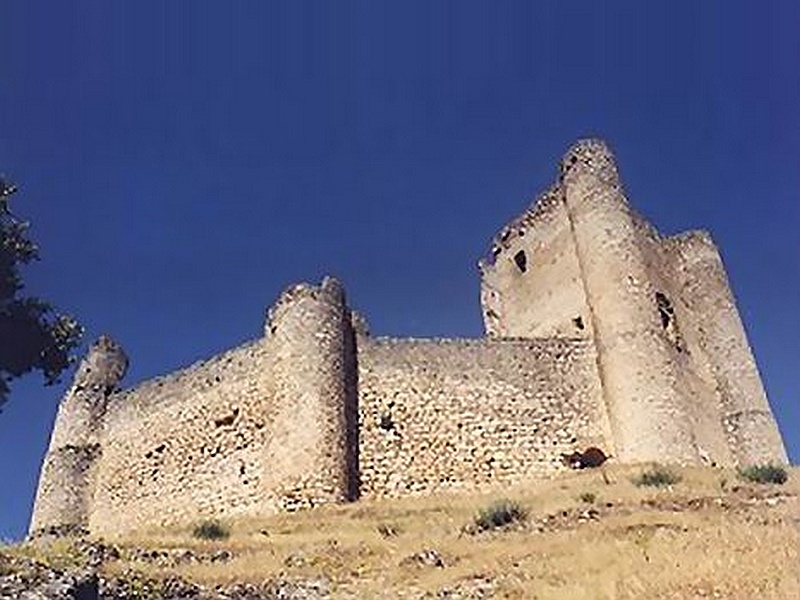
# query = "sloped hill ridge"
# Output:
<box><xmin>5</xmin><ymin>465</ymin><xmax>798</xmax><ymax>599</ymax></box>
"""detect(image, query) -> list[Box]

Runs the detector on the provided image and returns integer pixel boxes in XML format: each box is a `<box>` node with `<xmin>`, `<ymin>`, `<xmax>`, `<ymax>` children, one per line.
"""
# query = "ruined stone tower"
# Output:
<box><xmin>30</xmin><ymin>139</ymin><xmax>788</xmax><ymax>539</ymax></box>
<box><xmin>480</xmin><ymin>139</ymin><xmax>786</xmax><ymax>467</ymax></box>
<box><xmin>264</xmin><ymin>277</ymin><xmax>359</xmax><ymax>509</ymax></box>
<box><xmin>30</xmin><ymin>336</ymin><xmax>128</xmax><ymax>536</ymax></box>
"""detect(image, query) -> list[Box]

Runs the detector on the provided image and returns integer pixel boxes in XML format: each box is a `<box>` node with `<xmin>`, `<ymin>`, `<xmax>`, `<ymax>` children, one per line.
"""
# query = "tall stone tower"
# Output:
<box><xmin>29</xmin><ymin>336</ymin><xmax>128</xmax><ymax>537</ymax></box>
<box><xmin>559</xmin><ymin>140</ymin><xmax>698</xmax><ymax>464</ymax></box>
<box><xmin>264</xmin><ymin>277</ymin><xmax>359</xmax><ymax>510</ymax></box>
<box><xmin>480</xmin><ymin>138</ymin><xmax>787</xmax><ymax>467</ymax></box>
<box><xmin>669</xmin><ymin>232</ymin><xmax>789</xmax><ymax>465</ymax></box>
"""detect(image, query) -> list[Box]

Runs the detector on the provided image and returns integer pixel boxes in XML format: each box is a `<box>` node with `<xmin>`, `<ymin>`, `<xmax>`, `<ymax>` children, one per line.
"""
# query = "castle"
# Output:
<box><xmin>30</xmin><ymin>139</ymin><xmax>788</xmax><ymax>538</ymax></box>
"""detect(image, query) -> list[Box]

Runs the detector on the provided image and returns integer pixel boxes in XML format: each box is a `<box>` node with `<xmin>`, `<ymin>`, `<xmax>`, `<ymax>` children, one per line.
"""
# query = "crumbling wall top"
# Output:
<box><xmin>481</xmin><ymin>137</ymin><xmax>621</xmax><ymax>271</ymax></box>
<box><xmin>480</xmin><ymin>183</ymin><xmax>564</xmax><ymax>269</ymax></box>
<box><xmin>71</xmin><ymin>335</ymin><xmax>128</xmax><ymax>396</ymax></box>
<box><xmin>664</xmin><ymin>230</ymin><xmax>720</xmax><ymax>265</ymax></box>
<box><xmin>559</xmin><ymin>138</ymin><xmax>620</xmax><ymax>185</ymax></box>
<box><xmin>264</xmin><ymin>276</ymin><xmax>345</xmax><ymax>335</ymax></box>
<box><xmin>351</xmin><ymin>310</ymin><xmax>370</xmax><ymax>337</ymax></box>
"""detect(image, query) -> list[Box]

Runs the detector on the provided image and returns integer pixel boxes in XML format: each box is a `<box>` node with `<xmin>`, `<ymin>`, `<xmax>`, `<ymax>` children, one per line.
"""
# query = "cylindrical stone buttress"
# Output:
<box><xmin>561</xmin><ymin>140</ymin><xmax>699</xmax><ymax>464</ymax></box>
<box><xmin>28</xmin><ymin>336</ymin><xmax>127</xmax><ymax>537</ymax></box>
<box><xmin>672</xmin><ymin>232</ymin><xmax>788</xmax><ymax>466</ymax></box>
<box><xmin>264</xmin><ymin>277</ymin><xmax>359</xmax><ymax>511</ymax></box>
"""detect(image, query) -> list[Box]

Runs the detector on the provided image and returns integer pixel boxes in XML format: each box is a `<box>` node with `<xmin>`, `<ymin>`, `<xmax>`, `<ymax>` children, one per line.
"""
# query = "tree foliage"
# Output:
<box><xmin>0</xmin><ymin>176</ymin><xmax>82</xmax><ymax>409</ymax></box>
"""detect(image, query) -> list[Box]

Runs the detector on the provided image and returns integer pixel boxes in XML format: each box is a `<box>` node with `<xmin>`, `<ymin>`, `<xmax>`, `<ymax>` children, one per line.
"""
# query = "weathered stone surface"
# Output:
<box><xmin>0</xmin><ymin>553</ymin><xmax>97</xmax><ymax>600</ymax></box>
<box><xmin>28</xmin><ymin>140</ymin><xmax>787</xmax><ymax>539</ymax></box>
<box><xmin>0</xmin><ymin>549</ymin><xmax>329</xmax><ymax>599</ymax></box>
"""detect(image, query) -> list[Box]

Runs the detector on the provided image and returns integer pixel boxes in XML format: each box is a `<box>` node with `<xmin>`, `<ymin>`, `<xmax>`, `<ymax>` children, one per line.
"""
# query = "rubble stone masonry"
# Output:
<box><xmin>30</xmin><ymin>140</ymin><xmax>789</xmax><ymax>538</ymax></box>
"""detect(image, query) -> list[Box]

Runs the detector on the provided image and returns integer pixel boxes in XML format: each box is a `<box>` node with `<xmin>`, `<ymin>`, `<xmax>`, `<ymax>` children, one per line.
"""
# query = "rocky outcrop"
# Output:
<box><xmin>0</xmin><ymin>545</ymin><xmax>329</xmax><ymax>600</ymax></box>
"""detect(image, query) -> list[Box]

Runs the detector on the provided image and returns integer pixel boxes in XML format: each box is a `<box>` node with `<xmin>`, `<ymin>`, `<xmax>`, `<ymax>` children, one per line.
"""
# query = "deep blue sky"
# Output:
<box><xmin>1</xmin><ymin>2</ymin><xmax>797</xmax><ymax>540</ymax></box>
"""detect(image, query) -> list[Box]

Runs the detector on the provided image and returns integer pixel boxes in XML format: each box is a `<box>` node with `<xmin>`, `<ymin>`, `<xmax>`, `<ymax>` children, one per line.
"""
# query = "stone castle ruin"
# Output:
<box><xmin>30</xmin><ymin>139</ymin><xmax>788</xmax><ymax>538</ymax></box>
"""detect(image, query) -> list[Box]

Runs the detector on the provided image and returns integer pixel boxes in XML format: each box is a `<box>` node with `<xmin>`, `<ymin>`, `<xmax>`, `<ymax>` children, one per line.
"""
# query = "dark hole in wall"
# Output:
<box><xmin>572</xmin><ymin>316</ymin><xmax>584</xmax><ymax>330</ymax></box>
<box><xmin>214</xmin><ymin>408</ymin><xmax>239</xmax><ymax>427</ymax></box>
<box><xmin>379</xmin><ymin>412</ymin><xmax>394</xmax><ymax>431</ymax></box>
<box><xmin>655</xmin><ymin>291</ymin><xmax>684</xmax><ymax>351</ymax></box>
<box><xmin>145</xmin><ymin>443</ymin><xmax>166</xmax><ymax>460</ymax></box>
<box><xmin>655</xmin><ymin>292</ymin><xmax>674</xmax><ymax>329</ymax></box>
<box><xmin>513</xmin><ymin>250</ymin><xmax>527</xmax><ymax>273</ymax></box>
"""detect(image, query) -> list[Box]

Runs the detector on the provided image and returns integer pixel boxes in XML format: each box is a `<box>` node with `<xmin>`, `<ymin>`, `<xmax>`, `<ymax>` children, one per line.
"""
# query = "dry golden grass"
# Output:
<box><xmin>19</xmin><ymin>464</ymin><xmax>800</xmax><ymax>599</ymax></box>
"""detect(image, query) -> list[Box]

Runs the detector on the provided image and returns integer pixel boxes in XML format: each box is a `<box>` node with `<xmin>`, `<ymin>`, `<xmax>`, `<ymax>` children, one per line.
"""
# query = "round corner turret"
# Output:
<box><xmin>29</xmin><ymin>334</ymin><xmax>127</xmax><ymax>539</ymax></box>
<box><xmin>263</xmin><ymin>275</ymin><xmax>359</xmax><ymax>507</ymax></box>
<box><xmin>48</xmin><ymin>334</ymin><xmax>128</xmax><ymax>451</ymax></box>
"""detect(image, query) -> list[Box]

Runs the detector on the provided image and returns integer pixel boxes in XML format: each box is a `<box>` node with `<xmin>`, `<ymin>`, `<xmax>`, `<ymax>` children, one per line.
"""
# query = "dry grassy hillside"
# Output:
<box><xmin>9</xmin><ymin>464</ymin><xmax>799</xmax><ymax>599</ymax></box>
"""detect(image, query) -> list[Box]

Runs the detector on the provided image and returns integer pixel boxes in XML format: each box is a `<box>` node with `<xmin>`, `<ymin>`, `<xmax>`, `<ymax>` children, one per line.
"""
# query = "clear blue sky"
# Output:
<box><xmin>1</xmin><ymin>2</ymin><xmax>797</xmax><ymax>540</ymax></box>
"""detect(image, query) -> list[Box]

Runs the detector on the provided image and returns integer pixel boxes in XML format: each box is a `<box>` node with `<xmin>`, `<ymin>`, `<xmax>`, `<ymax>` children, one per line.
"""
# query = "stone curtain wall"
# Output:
<box><xmin>357</xmin><ymin>337</ymin><xmax>611</xmax><ymax>499</ymax></box>
<box><xmin>72</xmin><ymin>330</ymin><xmax>612</xmax><ymax>536</ymax></box>
<box><xmin>91</xmin><ymin>339</ymin><xmax>277</xmax><ymax>536</ymax></box>
<box><xmin>85</xmin><ymin>277</ymin><xmax>359</xmax><ymax>538</ymax></box>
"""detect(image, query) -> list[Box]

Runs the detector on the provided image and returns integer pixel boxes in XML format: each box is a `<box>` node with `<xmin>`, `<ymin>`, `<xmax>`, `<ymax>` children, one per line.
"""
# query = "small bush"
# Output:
<box><xmin>579</xmin><ymin>492</ymin><xmax>597</xmax><ymax>504</ymax></box>
<box><xmin>633</xmin><ymin>465</ymin><xmax>681</xmax><ymax>488</ymax></box>
<box><xmin>192</xmin><ymin>520</ymin><xmax>230</xmax><ymax>540</ymax></box>
<box><xmin>473</xmin><ymin>499</ymin><xmax>528</xmax><ymax>532</ymax></box>
<box><xmin>738</xmin><ymin>464</ymin><xmax>788</xmax><ymax>485</ymax></box>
